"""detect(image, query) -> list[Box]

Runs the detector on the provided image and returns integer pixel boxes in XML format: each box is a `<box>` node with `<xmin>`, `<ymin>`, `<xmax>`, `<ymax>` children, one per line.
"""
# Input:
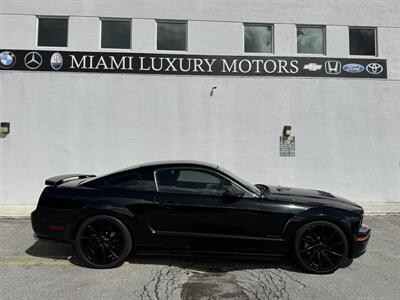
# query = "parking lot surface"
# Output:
<box><xmin>0</xmin><ymin>216</ymin><xmax>399</xmax><ymax>300</ymax></box>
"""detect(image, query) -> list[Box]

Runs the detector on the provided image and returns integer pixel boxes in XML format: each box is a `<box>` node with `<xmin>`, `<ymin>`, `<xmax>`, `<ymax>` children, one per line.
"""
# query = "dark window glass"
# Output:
<box><xmin>101</xmin><ymin>20</ymin><xmax>131</xmax><ymax>49</ymax></box>
<box><xmin>103</xmin><ymin>172</ymin><xmax>156</xmax><ymax>191</ymax></box>
<box><xmin>297</xmin><ymin>26</ymin><xmax>325</xmax><ymax>54</ymax></box>
<box><xmin>157</xmin><ymin>22</ymin><xmax>187</xmax><ymax>51</ymax></box>
<box><xmin>156</xmin><ymin>169</ymin><xmax>233</xmax><ymax>195</ymax></box>
<box><xmin>244</xmin><ymin>25</ymin><xmax>273</xmax><ymax>53</ymax></box>
<box><xmin>349</xmin><ymin>28</ymin><xmax>376</xmax><ymax>55</ymax></box>
<box><xmin>38</xmin><ymin>18</ymin><xmax>68</xmax><ymax>47</ymax></box>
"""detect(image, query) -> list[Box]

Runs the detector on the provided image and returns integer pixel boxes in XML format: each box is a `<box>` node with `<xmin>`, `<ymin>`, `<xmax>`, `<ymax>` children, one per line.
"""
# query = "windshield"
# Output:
<box><xmin>217</xmin><ymin>166</ymin><xmax>262</xmax><ymax>197</ymax></box>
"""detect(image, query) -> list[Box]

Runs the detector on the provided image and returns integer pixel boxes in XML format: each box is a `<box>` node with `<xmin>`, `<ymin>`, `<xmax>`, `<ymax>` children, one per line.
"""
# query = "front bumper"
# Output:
<box><xmin>352</xmin><ymin>225</ymin><xmax>371</xmax><ymax>258</ymax></box>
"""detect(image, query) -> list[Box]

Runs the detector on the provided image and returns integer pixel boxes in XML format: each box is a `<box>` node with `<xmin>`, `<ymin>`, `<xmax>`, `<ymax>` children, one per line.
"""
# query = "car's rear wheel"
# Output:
<box><xmin>294</xmin><ymin>221</ymin><xmax>348</xmax><ymax>274</ymax></box>
<box><xmin>75</xmin><ymin>215</ymin><xmax>132</xmax><ymax>268</ymax></box>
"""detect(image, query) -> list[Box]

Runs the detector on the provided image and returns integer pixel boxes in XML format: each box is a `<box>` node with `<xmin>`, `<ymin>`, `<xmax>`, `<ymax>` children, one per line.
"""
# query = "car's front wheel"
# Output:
<box><xmin>293</xmin><ymin>221</ymin><xmax>349</xmax><ymax>274</ymax></box>
<box><xmin>74</xmin><ymin>215</ymin><xmax>132</xmax><ymax>268</ymax></box>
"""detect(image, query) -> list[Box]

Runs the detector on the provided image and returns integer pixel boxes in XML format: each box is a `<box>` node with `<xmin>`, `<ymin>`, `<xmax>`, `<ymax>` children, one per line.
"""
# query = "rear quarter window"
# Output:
<box><xmin>86</xmin><ymin>170</ymin><xmax>156</xmax><ymax>191</ymax></box>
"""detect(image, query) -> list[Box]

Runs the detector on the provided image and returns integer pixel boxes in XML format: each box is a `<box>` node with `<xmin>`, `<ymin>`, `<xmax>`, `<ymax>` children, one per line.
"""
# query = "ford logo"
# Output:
<box><xmin>343</xmin><ymin>63</ymin><xmax>364</xmax><ymax>73</ymax></box>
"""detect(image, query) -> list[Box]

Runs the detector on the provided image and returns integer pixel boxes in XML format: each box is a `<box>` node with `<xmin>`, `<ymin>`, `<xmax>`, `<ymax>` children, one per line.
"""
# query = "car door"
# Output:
<box><xmin>94</xmin><ymin>168</ymin><xmax>169</xmax><ymax>250</ymax></box>
<box><xmin>148</xmin><ymin>167</ymin><xmax>266</xmax><ymax>253</ymax></box>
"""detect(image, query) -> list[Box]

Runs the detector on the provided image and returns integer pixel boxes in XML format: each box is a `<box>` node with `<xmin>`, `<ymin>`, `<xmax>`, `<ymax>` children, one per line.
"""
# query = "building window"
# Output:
<box><xmin>101</xmin><ymin>19</ymin><xmax>131</xmax><ymax>49</ymax></box>
<box><xmin>349</xmin><ymin>28</ymin><xmax>376</xmax><ymax>56</ymax></box>
<box><xmin>244</xmin><ymin>24</ymin><xmax>273</xmax><ymax>53</ymax></box>
<box><xmin>37</xmin><ymin>17</ymin><xmax>68</xmax><ymax>47</ymax></box>
<box><xmin>157</xmin><ymin>21</ymin><xmax>187</xmax><ymax>51</ymax></box>
<box><xmin>297</xmin><ymin>25</ymin><xmax>325</xmax><ymax>54</ymax></box>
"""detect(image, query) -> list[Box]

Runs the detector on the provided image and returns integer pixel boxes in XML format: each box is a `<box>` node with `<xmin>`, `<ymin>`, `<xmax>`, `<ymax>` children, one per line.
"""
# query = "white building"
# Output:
<box><xmin>0</xmin><ymin>0</ymin><xmax>399</xmax><ymax>205</ymax></box>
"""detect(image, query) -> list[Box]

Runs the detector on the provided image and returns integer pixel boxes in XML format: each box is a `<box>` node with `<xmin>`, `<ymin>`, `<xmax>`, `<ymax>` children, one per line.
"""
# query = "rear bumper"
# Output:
<box><xmin>31</xmin><ymin>207</ymin><xmax>74</xmax><ymax>242</ymax></box>
<box><xmin>352</xmin><ymin>225</ymin><xmax>371</xmax><ymax>258</ymax></box>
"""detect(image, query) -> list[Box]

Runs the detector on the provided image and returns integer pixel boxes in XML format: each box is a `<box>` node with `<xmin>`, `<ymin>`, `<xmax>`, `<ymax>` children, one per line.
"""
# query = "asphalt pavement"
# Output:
<box><xmin>0</xmin><ymin>216</ymin><xmax>399</xmax><ymax>300</ymax></box>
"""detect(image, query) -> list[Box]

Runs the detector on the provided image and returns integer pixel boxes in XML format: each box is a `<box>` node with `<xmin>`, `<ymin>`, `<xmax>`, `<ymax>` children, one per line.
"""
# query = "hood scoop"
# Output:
<box><xmin>270</xmin><ymin>186</ymin><xmax>336</xmax><ymax>199</ymax></box>
<box><xmin>267</xmin><ymin>185</ymin><xmax>361</xmax><ymax>210</ymax></box>
<box><xmin>316</xmin><ymin>190</ymin><xmax>335</xmax><ymax>198</ymax></box>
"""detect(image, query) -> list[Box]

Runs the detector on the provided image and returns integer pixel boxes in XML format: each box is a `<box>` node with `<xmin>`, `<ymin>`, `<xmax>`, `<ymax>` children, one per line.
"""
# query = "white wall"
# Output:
<box><xmin>1</xmin><ymin>0</ymin><xmax>399</xmax><ymax>204</ymax></box>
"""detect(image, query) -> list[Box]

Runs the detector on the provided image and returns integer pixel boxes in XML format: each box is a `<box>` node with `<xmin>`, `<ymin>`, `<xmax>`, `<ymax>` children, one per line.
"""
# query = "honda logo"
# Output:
<box><xmin>325</xmin><ymin>61</ymin><xmax>341</xmax><ymax>75</ymax></box>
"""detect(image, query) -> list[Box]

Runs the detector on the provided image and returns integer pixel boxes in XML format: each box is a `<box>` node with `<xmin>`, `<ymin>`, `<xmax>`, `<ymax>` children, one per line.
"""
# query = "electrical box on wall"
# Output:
<box><xmin>280</xmin><ymin>136</ymin><xmax>295</xmax><ymax>156</ymax></box>
<box><xmin>280</xmin><ymin>125</ymin><xmax>295</xmax><ymax>157</ymax></box>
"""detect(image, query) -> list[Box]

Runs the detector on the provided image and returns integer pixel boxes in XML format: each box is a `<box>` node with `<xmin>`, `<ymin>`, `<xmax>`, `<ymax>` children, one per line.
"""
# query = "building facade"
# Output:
<box><xmin>0</xmin><ymin>0</ymin><xmax>399</xmax><ymax>204</ymax></box>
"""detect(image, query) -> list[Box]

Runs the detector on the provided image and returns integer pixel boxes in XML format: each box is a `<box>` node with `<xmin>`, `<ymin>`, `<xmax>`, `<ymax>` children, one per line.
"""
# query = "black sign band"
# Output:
<box><xmin>0</xmin><ymin>49</ymin><xmax>387</xmax><ymax>78</ymax></box>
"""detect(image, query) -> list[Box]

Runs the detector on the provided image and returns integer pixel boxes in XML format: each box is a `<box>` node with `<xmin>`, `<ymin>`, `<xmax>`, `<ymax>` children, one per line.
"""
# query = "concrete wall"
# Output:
<box><xmin>1</xmin><ymin>0</ymin><xmax>399</xmax><ymax>204</ymax></box>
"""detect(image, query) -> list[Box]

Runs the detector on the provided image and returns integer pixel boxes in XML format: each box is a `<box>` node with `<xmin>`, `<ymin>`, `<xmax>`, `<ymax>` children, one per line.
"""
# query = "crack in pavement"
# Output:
<box><xmin>181</xmin><ymin>271</ymin><xmax>248</xmax><ymax>300</ymax></box>
<box><xmin>132</xmin><ymin>263</ymin><xmax>191</xmax><ymax>300</ymax></box>
<box><xmin>232</xmin><ymin>268</ymin><xmax>307</xmax><ymax>300</ymax></box>
<box><xmin>132</xmin><ymin>259</ymin><xmax>308</xmax><ymax>300</ymax></box>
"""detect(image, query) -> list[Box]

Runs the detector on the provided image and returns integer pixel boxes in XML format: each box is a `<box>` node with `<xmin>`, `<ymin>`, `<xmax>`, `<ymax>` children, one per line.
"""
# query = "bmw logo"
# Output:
<box><xmin>0</xmin><ymin>51</ymin><xmax>16</xmax><ymax>69</ymax></box>
<box><xmin>50</xmin><ymin>52</ymin><xmax>63</xmax><ymax>70</ymax></box>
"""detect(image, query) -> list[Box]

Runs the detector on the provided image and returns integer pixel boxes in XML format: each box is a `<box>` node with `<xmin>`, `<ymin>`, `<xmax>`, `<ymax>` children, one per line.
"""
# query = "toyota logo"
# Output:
<box><xmin>24</xmin><ymin>52</ymin><xmax>42</xmax><ymax>70</ymax></box>
<box><xmin>366</xmin><ymin>63</ymin><xmax>383</xmax><ymax>75</ymax></box>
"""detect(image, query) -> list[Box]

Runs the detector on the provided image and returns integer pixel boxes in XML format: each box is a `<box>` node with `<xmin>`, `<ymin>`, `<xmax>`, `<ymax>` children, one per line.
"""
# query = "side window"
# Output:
<box><xmin>244</xmin><ymin>24</ymin><xmax>273</xmax><ymax>53</ymax></box>
<box><xmin>103</xmin><ymin>171</ymin><xmax>156</xmax><ymax>191</ymax></box>
<box><xmin>101</xmin><ymin>19</ymin><xmax>131</xmax><ymax>49</ymax></box>
<box><xmin>37</xmin><ymin>17</ymin><xmax>68</xmax><ymax>47</ymax></box>
<box><xmin>297</xmin><ymin>25</ymin><xmax>325</xmax><ymax>54</ymax></box>
<box><xmin>349</xmin><ymin>27</ymin><xmax>376</xmax><ymax>56</ymax></box>
<box><xmin>157</xmin><ymin>21</ymin><xmax>187</xmax><ymax>51</ymax></box>
<box><xmin>156</xmin><ymin>168</ymin><xmax>233</xmax><ymax>195</ymax></box>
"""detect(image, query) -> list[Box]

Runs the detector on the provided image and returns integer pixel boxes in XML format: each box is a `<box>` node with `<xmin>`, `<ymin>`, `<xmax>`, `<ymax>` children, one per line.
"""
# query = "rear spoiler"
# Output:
<box><xmin>45</xmin><ymin>174</ymin><xmax>96</xmax><ymax>186</ymax></box>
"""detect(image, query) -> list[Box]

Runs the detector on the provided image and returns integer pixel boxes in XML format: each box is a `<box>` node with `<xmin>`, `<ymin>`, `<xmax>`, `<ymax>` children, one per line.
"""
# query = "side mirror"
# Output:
<box><xmin>223</xmin><ymin>186</ymin><xmax>245</xmax><ymax>200</ymax></box>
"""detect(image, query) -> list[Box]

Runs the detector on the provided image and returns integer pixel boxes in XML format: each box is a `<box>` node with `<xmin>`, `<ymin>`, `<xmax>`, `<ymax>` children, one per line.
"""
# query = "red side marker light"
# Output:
<box><xmin>49</xmin><ymin>225</ymin><xmax>65</xmax><ymax>231</ymax></box>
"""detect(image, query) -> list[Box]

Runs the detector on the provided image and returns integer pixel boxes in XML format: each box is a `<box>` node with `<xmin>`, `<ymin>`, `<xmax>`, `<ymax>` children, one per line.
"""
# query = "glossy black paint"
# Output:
<box><xmin>31</xmin><ymin>161</ymin><xmax>369</xmax><ymax>259</ymax></box>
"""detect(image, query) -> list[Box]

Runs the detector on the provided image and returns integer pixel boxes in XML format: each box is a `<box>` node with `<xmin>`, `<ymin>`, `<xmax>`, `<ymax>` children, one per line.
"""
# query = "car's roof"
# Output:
<box><xmin>82</xmin><ymin>161</ymin><xmax>219</xmax><ymax>184</ymax></box>
<box><xmin>82</xmin><ymin>161</ymin><xmax>220</xmax><ymax>184</ymax></box>
<box><xmin>122</xmin><ymin>160</ymin><xmax>218</xmax><ymax>171</ymax></box>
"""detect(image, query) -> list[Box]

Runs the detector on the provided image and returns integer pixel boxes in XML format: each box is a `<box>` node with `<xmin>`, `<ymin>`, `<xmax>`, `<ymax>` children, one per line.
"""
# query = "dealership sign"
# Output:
<box><xmin>0</xmin><ymin>49</ymin><xmax>387</xmax><ymax>78</ymax></box>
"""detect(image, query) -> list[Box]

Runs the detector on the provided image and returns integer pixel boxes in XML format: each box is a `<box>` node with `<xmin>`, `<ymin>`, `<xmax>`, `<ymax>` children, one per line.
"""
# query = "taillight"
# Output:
<box><xmin>49</xmin><ymin>225</ymin><xmax>65</xmax><ymax>231</ymax></box>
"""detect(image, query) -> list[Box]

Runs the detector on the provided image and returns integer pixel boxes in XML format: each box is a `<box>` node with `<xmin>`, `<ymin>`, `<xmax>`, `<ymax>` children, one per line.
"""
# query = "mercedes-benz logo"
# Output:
<box><xmin>24</xmin><ymin>52</ymin><xmax>42</xmax><ymax>70</ymax></box>
<box><xmin>366</xmin><ymin>63</ymin><xmax>383</xmax><ymax>75</ymax></box>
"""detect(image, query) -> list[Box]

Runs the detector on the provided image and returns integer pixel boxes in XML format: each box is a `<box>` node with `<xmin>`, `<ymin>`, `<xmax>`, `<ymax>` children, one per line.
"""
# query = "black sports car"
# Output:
<box><xmin>31</xmin><ymin>161</ymin><xmax>370</xmax><ymax>273</ymax></box>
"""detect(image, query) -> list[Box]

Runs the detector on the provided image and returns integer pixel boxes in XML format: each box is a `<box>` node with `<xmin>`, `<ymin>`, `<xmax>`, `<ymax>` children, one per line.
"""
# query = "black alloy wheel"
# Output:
<box><xmin>294</xmin><ymin>221</ymin><xmax>349</xmax><ymax>274</ymax></box>
<box><xmin>75</xmin><ymin>215</ymin><xmax>132</xmax><ymax>268</ymax></box>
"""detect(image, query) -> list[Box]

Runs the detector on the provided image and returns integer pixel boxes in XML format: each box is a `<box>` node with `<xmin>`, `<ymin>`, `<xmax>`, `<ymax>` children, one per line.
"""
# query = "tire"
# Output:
<box><xmin>293</xmin><ymin>220</ymin><xmax>349</xmax><ymax>274</ymax></box>
<box><xmin>74</xmin><ymin>215</ymin><xmax>132</xmax><ymax>269</ymax></box>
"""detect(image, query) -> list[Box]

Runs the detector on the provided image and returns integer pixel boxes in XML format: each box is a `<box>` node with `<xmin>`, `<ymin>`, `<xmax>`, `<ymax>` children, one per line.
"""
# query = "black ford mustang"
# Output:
<box><xmin>31</xmin><ymin>161</ymin><xmax>370</xmax><ymax>273</ymax></box>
